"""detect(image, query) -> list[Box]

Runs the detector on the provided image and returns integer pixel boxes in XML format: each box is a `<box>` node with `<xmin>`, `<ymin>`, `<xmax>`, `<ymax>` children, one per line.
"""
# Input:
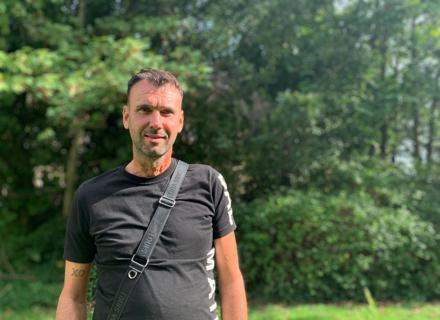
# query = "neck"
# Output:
<box><xmin>125</xmin><ymin>151</ymin><xmax>173</xmax><ymax>178</ymax></box>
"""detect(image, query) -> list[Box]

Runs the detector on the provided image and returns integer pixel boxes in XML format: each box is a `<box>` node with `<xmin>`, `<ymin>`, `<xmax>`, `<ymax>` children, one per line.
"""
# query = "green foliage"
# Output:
<box><xmin>403</xmin><ymin>166</ymin><xmax>440</xmax><ymax>229</ymax></box>
<box><xmin>0</xmin><ymin>280</ymin><xmax>61</xmax><ymax>311</ymax></box>
<box><xmin>236</xmin><ymin>190</ymin><xmax>440</xmax><ymax>302</ymax></box>
<box><xmin>1</xmin><ymin>0</ymin><xmax>440</xmax><ymax>308</ymax></box>
<box><xmin>244</xmin><ymin>91</ymin><xmax>329</xmax><ymax>197</ymax></box>
<box><xmin>0</xmin><ymin>0</ymin><xmax>212</xmax><ymax>275</ymax></box>
<box><xmin>0</xmin><ymin>261</ymin><xmax>63</xmax><ymax>311</ymax></box>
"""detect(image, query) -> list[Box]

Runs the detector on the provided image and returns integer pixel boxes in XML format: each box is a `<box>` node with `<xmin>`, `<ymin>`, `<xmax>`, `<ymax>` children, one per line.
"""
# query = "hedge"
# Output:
<box><xmin>235</xmin><ymin>190</ymin><xmax>440</xmax><ymax>302</ymax></box>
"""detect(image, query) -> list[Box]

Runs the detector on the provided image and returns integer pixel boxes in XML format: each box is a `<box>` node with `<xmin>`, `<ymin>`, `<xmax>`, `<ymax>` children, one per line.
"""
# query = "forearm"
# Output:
<box><xmin>219</xmin><ymin>275</ymin><xmax>248</xmax><ymax>320</ymax></box>
<box><xmin>55</xmin><ymin>290</ymin><xmax>88</xmax><ymax>320</ymax></box>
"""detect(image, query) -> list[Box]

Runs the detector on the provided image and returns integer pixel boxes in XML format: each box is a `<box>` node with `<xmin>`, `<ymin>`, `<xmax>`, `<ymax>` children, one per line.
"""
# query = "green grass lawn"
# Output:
<box><xmin>249</xmin><ymin>304</ymin><xmax>440</xmax><ymax>320</ymax></box>
<box><xmin>1</xmin><ymin>304</ymin><xmax>439</xmax><ymax>320</ymax></box>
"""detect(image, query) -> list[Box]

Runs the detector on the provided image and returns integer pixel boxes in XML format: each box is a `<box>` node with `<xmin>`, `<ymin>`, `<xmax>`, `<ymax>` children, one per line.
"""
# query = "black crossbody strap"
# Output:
<box><xmin>106</xmin><ymin>160</ymin><xmax>189</xmax><ymax>320</ymax></box>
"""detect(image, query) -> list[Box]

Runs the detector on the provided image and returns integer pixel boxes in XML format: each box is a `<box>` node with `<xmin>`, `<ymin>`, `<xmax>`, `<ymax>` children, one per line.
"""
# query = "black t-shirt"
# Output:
<box><xmin>64</xmin><ymin>159</ymin><xmax>236</xmax><ymax>320</ymax></box>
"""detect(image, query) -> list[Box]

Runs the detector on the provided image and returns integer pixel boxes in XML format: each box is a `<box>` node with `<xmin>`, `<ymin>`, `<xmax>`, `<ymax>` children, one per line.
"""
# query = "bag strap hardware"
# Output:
<box><xmin>127</xmin><ymin>269</ymin><xmax>138</xmax><ymax>280</ymax></box>
<box><xmin>158</xmin><ymin>195</ymin><xmax>176</xmax><ymax>208</ymax></box>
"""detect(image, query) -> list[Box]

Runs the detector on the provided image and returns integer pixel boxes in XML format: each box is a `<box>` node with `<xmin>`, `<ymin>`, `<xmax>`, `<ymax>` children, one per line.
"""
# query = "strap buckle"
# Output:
<box><xmin>159</xmin><ymin>195</ymin><xmax>175</xmax><ymax>208</ymax></box>
<box><xmin>128</xmin><ymin>255</ymin><xmax>149</xmax><ymax>280</ymax></box>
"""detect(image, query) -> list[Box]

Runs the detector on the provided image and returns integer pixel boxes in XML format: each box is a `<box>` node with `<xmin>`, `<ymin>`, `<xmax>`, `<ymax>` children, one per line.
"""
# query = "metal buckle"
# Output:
<box><xmin>128</xmin><ymin>269</ymin><xmax>138</xmax><ymax>279</ymax></box>
<box><xmin>128</xmin><ymin>255</ymin><xmax>148</xmax><ymax>280</ymax></box>
<box><xmin>130</xmin><ymin>255</ymin><xmax>149</xmax><ymax>271</ymax></box>
<box><xmin>159</xmin><ymin>196</ymin><xmax>175</xmax><ymax>208</ymax></box>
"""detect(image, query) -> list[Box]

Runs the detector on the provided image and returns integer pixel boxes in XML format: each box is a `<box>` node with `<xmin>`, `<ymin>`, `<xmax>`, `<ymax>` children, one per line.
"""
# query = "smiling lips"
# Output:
<box><xmin>144</xmin><ymin>133</ymin><xmax>166</xmax><ymax>140</ymax></box>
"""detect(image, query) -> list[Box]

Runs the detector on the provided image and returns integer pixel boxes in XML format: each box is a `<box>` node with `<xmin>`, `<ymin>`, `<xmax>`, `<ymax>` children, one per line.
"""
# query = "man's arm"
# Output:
<box><xmin>56</xmin><ymin>260</ymin><xmax>92</xmax><ymax>320</ymax></box>
<box><xmin>215</xmin><ymin>231</ymin><xmax>247</xmax><ymax>320</ymax></box>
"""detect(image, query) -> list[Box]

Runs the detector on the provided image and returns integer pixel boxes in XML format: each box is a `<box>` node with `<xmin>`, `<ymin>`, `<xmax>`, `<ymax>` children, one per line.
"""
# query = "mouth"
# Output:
<box><xmin>145</xmin><ymin>134</ymin><xmax>165</xmax><ymax>138</ymax></box>
<box><xmin>144</xmin><ymin>133</ymin><xmax>167</xmax><ymax>141</ymax></box>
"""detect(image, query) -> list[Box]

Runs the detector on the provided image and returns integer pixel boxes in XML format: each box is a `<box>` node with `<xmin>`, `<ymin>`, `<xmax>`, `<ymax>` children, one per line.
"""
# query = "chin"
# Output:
<box><xmin>141</xmin><ymin>148</ymin><xmax>169</xmax><ymax>159</ymax></box>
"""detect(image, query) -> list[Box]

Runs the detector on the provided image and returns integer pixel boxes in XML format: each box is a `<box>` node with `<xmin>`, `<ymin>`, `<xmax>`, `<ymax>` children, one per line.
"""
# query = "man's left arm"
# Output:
<box><xmin>215</xmin><ymin>231</ymin><xmax>248</xmax><ymax>320</ymax></box>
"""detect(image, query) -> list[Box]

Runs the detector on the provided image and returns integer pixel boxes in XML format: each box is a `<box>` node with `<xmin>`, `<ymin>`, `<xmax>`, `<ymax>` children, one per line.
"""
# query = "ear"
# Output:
<box><xmin>122</xmin><ymin>105</ymin><xmax>129</xmax><ymax>129</ymax></box>
<box><xmin>178</xmin><ymin>110</ymin><xmax>184</xmax><ymax>133</ymax></box>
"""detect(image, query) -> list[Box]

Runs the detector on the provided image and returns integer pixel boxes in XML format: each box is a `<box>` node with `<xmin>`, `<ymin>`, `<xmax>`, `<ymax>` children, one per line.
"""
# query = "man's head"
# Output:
<box><xmin>127</xmin><ymin>68</ymin><xmax>184</xmax><ymax>101</ymax></box>
<box><xmin>123</xmin><ymin>68</ymin><xmax>184</xmax><ymax>162</ymax></box>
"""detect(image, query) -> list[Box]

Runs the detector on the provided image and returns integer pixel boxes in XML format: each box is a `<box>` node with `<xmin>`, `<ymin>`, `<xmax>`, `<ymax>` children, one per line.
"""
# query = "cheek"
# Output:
<box><xmin>130</xmin><ymin>115</ymin><xmax>147</xmax><ymax>129</ymax></box>
<box><xmin>171</xmin><ymin>121</ymin><xmax>183</xmax><ymax>135</ymax></box>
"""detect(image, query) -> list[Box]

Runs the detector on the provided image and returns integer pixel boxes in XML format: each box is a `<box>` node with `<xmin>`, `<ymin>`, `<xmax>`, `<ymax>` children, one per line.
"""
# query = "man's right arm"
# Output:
<box><xmin>56</xmin><ymin>260</ymin><xmax>92</xmax><ymax>320</ymax></box>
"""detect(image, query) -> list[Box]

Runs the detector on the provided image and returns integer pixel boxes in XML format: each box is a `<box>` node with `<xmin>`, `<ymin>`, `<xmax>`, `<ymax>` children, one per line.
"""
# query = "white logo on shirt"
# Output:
<box><xmin>206</xmin><ymin>248</ymin><xmax>215</xmax><ymax>271</ymax></box>
<box><xmin>218</xmin><ymin>174</ymin><xmax>234</xmax><ymax>226</ymax></box>
<box><xmin>207</xmin><ymin>276</ymin><xmax>216</xmax><ymax>300</ymax></box>
<box><xmin>206</xmin><ymin>248</ymin><xmax>217</xmax><ymax>315</ymax></box>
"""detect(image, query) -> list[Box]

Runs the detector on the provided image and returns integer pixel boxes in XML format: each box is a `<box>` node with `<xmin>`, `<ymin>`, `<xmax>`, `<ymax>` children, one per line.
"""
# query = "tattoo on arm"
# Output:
<box><xmin>71</xmin><ymin>268</ymin><xmax>87</xmax><ymax>278</ymax></box>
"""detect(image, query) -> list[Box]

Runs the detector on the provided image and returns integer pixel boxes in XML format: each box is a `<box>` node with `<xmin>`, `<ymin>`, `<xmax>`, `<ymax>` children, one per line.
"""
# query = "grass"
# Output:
<box><xmin>248</xmin><ymin>304</ymin><xmax>440</xmax><ymax>320</ymax></box>
<box><xmin>1</xmin><ymin>303</ymin><xmax>440</xmax><ymax>320</ymax></box>
<box><xmin>0</xmin><ymin>307</ymin><xmax>54</xmax><ymax>320</ymax></box>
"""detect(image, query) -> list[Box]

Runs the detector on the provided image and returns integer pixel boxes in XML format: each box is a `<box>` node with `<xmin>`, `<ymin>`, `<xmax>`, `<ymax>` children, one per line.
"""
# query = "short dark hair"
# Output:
<box><xmin>127</xmin><ymin>68</ymin><xmax>183</xmax><ymax>99</ymax></box>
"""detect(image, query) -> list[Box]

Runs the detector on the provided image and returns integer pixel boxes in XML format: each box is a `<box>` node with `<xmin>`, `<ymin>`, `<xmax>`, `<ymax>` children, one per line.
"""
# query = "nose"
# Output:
<box><xmin>149</xmin><ymin>110</ymin><xmax>162</xmax><ymax>129</ymax></box>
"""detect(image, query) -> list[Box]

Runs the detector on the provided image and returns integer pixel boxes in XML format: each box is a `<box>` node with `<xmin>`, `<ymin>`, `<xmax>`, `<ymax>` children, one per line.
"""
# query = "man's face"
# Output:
<box><xmin>123</xmin><ymin>80</ymin><xmax>184</xmax><ymax>161</ymax></box>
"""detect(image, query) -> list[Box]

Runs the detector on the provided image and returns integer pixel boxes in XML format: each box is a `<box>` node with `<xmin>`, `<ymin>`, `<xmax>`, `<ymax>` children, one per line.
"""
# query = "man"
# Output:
<box><xmin>56</xmin><ymin>68</ymin><xmax>247</xmax><ymax>320</ymax></box>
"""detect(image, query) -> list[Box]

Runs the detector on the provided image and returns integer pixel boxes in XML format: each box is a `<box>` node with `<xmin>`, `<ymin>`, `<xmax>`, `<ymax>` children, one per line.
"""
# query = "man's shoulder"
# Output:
<box><xmin>186</xmin><ymin>162</ymin><xmax>221</xmax><ymax>179</ymax></box>
<box><xmin>76</xmin><ymin>165</ymin><xmax>122</xmax><ymax>195</ymax></box>
<box><xmin>183</xmin><ymin>162</ymin><xmax>231</xmax><ymax>191</ymax></box>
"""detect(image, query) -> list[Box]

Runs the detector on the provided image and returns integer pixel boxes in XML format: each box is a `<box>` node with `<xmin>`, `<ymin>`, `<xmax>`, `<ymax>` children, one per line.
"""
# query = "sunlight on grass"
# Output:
<box><xmin>248</xmin><ymin>303</ymin><xmax>440</xmax><ymax>320</ymax></box>
<box><xmin>1</xmin><ymin>304</ymin><xmax>439</xmax><ymax>320</ymax></box>
<box><xmin>0</xmin><ymin>307</ymin><xmax>53</xmax><ymax>320</ymax></box>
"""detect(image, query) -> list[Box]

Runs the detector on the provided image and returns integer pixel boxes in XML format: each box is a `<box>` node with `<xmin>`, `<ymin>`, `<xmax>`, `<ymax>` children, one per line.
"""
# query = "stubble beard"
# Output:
<box><xmin>133</xmin><ymin>134</ymin><xmax>170</xmax><ymax>161</ymax></box>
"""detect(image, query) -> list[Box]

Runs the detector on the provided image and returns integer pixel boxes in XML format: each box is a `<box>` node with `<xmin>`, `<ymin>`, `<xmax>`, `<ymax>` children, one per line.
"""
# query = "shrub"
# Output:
<box><xmin>235</xmin><ymin>190</ymin><xmax>440</xmax><ymax>302</ymax></box>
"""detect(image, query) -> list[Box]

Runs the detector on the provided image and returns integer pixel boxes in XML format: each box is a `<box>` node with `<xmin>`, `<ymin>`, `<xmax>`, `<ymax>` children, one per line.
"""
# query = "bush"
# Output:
<box><xmin>236</xmin><ymin>190</ymin><xmax>440</xmax><ymax>302</ymax></box>
<box><xmin>0</xmin><ymin>256</ymin><xmax>64</xmax><ymax>311</ymax></box>
<box><xmin>0</xmin><ymin>277</ymin><xmax>62</xmax><ymax>311</ymax></box>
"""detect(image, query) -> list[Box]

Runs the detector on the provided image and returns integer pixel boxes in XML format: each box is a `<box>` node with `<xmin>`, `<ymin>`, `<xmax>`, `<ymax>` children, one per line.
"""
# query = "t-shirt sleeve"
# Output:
<box><xmin>63</xmin><ymin>185</ymin><xmax>96</xmax><ymax>263</ymax></box>
<box><xmin>212</xmin><ymin>170</ymin><xmax>237</xmax><ymax>239</ymax></box>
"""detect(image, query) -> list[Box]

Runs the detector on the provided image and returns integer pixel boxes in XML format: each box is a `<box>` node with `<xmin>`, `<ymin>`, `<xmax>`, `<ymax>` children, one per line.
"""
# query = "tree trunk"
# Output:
<box><xmin>426</xmin><ymin>71</ymin><xmax>439</xmax><ymax>164</ymax></box>
<box><xmin>413</xmin><ymin>108</ymin><xmax>421</xmax><ymax>161</ymax></box>
<box><xmin>78</xmin><ymin>0</ymin><xmax>86</xmax><ymax>26</ymax></box>
<box><xmin>426</xmin><ymin>97</ymin><xmax>438</xmax><ymax>163</ymax></box>
<box><xmin>391</xmin><ymin>143</ymin><xmax>397</xmax><ymax>163</ymax></box>
<box><xmin>409</xmin><ymin>17</ymin><xmax>421</xmax><ymax>162</ymax></box>
<box><xmin>62</xmin><ymin>2</ymin><xmax>87</xmax><ymax>218</ymax></box>
<box><xmin>380</xmin><ymin>121</ymin><xmax>388</xmax><ymax>159</ymax></box>
<box><xmin>389</xmin><ymin>55</ymin><xmax>401</xmax><ymax>164</ymax></box>
<box><xmin>379</xmin><ymin>30</ymin><xmax>388</xmax><ymax>159</ymax></box>
<box><xmin>62</xmin><ymin>123</ymin><xmax>86</xmax><ymax>218</ymax></box>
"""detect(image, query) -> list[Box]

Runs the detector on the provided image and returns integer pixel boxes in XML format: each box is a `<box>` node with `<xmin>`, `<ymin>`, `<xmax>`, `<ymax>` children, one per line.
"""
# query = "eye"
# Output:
<box><xmin>138</xmin><ymin>106</ymin><xmax>153</xmax><ymax>113</ymax></box>
<box><xmin>161</xmin><ymin>109</ymin><xmax>174</xmax><ymax>116</ymax></box>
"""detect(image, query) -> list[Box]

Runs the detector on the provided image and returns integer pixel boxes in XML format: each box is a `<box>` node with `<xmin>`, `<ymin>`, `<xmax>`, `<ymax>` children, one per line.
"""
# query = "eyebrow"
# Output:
<box><xmin>135</xmin><ymin>104</ymin><xmax>175</xmax><ymax>112</ymax></box>
<box><xmin>135</xmin><ymin>104</ymin><xmax>153</xmax><ymax>110</ymax></box>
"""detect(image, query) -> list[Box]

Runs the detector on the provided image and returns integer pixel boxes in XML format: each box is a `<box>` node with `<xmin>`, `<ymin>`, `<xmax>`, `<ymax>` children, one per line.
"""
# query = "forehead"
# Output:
<box><xmin>128</xmin><ymin>79</ymin><xmax>182</xmax><ymax>107</ymax></box>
